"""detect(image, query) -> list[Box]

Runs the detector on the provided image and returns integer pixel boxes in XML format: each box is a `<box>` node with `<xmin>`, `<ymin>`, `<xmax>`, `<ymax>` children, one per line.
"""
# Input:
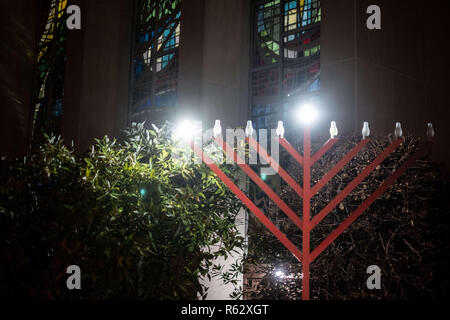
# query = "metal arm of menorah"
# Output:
<box><xmin>189</xmin><ymin>120</ymin><xmax>434</xmax><ymax>300</ymax></box>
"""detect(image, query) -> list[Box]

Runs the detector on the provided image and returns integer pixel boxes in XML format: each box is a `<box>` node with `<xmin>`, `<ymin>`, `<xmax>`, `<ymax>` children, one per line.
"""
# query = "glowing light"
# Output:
<box><xmin>362</xmin><ymin>122</ymin><xmax>370</xmax><ymax>139</ymax></box>
<box><xmin>394</xmin><ymin>122</ymin><xmax>403</xmax><ymax>139</ymax></box>
<box><xmin>276</xmin><ymin>121</ymin><xmax>285</xmax><ymax>138</ymax></box>
<box><xmin>173</xmin><ymin>120</ymin><xmax>195</xmax><ymax>141</ymax></box>
<box><xmin>427</xmin><ymin>123</ymin><xmax>435</xmax><ymax>139</ymax></box>
<box><xmin>213</xmin><ymin>120</ymin><xmax>222</xmax><ymax>138</ymax></box>
<box><xmin>245</xmin><ymin>120</ymin><xmax>254</xmax><ymax>137</ymax></box>
<box><xmin>296</xmin><ymin>104</ymin><xmax>318</xmax><ymax>124</ymax></box>
<box><xmin>140</xmin><ymin>189</ymin><xmax>146</xmax><ymax>197</ymax></box>
<box><xmin>275</xmin><ymin>270</ymin><xmax>285</xmax><ymax>278</ymax></box>
<box><xmin>330</xmin><ymin>121</ymin><xmax>338</xmax><ymax>139</ymax></box>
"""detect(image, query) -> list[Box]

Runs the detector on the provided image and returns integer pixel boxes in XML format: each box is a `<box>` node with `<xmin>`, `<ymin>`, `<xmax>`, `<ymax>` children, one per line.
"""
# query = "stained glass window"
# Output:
<box><xmin>252</xmin><ymin>68</ymin><xmax>280</xmax><ymax>98</ymax></box>
<box><xmin>253</xmin><ymin>0</ymin><xmax>281</xmax><ymax>68</ymax></box>
<box><xmin>32</xmin><ymin>0</ymin><xmax>68</xmax><ymax>142</ymax></box>
<box><xmin>251</xmin><ymin>0</ymin><xmax>321</xmax><ymax>131</ymax></box>
<box><xmin>131</xmin><ymin>0</ymin><xmax>181</xmax><ymax>117</ymax></box>
<box><xmin>252</xmin><ymin>103</ymin><xmax>280</xmax><ymax>130</ymax></box>
<box><xmin>284</xmin><ymin>0</ymin><xmax>321</xmax><ymax>32</ymax></box>
<box><xmin>283</xmin><ymin>26</ymin><xmax>320</xmax><ymax>62</ymax></box>
<box><xmin>283</xmin><ymin>59</ymin><xmax>320</xmax><ymax>96</ymax></box>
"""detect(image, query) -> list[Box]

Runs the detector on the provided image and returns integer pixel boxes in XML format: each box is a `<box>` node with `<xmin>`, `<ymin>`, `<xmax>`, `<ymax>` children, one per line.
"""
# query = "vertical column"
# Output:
<box><xmin>177</xmin><ymin>0</ymin><xmax>206</xmax><ymax>121</ymax></box>
<box><xmin>0</xmin><ymin>0</ymin><xmax>38</xmax><ymax>156</ymax></box>
<box><xmin>62</xmin><ymin>0</ymin><xmax>85</xmax><ymax>150</ymax></box>
<box><xmin>72</xmin><ymin>0</ymin><xmax>133</xmax><ymax>151</ymax></box>
<box><xmin>302</xmin><ymin>126</ymin><xmax>311</xmax><ymax>300</ymax></box>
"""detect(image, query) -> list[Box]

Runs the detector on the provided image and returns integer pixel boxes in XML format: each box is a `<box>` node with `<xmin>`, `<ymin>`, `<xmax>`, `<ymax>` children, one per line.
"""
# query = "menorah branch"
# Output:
<box><xmin>311</xmin><ymin>139</ymin><xmax>369</xmax><ymax>195</ymax></box>
<box><xmin>310</xmin><ymin>141</ymin><xmax>433</xmax><ymax>261</ymax></box>
<box><xmin>190</xmin><ymin>142</ymin><xmax>304</xmax><ymax>262</ymax></box>
<box><xmin>310</xmin><ymin>139</ymin><xmax>403</xmax><ymax>229</ymax></box>
<box><xmin>214</xmin><ymin>137</ymin><xmax>303</xmax><ymax>230</ymax></box>
<box><xmin>311</xmin><ymin>138</ymin><xmax>339</xmax><ymax>164</ymax></box>
<box><xmin>247</xmin><ymin>136</ymin><xmax>303</xmax><ymax>197</ymax></box>
<box><xmin>302</xmin><ymin>126</ymin><xmax>312</xmax><ymax>300</ymax></box>
<box><xmin>279</xmin><ymin>138</ymin><xmax>304</xmax><ymax>166</ymax></box>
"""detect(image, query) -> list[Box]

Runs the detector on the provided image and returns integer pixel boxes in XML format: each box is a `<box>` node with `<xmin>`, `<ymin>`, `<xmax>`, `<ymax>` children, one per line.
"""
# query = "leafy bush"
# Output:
<box><xmin>0</xmin><ymin>122</ymin><xmax>244</xmax><ymax>299</ymax></box>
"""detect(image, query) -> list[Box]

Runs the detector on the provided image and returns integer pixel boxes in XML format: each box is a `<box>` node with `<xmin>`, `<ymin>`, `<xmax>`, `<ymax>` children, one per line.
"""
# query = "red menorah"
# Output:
<box><xmin>189</xmin><ymin>121</ymin><xmax>434</xmax><ymax>300</ymax></box>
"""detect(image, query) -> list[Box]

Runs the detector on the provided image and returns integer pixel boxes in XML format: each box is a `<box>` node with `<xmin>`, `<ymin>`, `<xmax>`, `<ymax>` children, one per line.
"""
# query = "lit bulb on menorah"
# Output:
<box><xmin>213</xmin><ymin>120</ymin><xmax>222</xmax><ymax>138</ymax></box>
<box><xmin>394</xmin><ymin>122</ymin><xmax>403</xmax><ymax>139</ymax></box>
<box><xmin>245</xmin><ymin>120</ymin><xmax>254</xmax><ymax>138</ymax></box>
<box><xmin>330</xmin><ymin>121</ymin><xmax>338</xmax><ymax>139</ymax></box>
<box><xmin>276</xmin><ymin>121</ymin><xmax>285</xmax><ymax>139</ymax></box>
<box><xmin>427</xmin><ymin>123</ymin><xmax>435</xmax><ymax>140</ymax></box>
<box><xmin>362</xmin><ymin>122</ymin><xmax>370</xmax><ymax>139</ymax></box>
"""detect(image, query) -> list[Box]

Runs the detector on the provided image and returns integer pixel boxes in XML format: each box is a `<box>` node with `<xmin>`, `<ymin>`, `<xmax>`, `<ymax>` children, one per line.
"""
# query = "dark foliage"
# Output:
<box><xmin>0</xmin><ymin>122</ymin><xmax>244</xmax><ymax>299</ymax></box>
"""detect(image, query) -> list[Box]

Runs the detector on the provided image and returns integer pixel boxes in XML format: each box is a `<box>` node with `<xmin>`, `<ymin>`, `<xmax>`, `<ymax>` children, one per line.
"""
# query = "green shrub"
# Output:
<box><xmin>0</xmin><ymin>122</ymin><xmax>244</xmax><ymax>299</ymax></box>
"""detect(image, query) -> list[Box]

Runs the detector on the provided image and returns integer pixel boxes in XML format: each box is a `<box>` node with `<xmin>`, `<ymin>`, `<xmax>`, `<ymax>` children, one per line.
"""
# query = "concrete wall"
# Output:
<box><xmin>199</xmin><ymin>0</ymin><xmax>251</xmax><ymax>129</ymax></box>
<box><xmin>320</xmin><ymin>0</ymin><xmax>356</xmax><ymax>138</ymax></box>
<box><xmin>199</xmin><ymin>208</ymin><xmax>247</xmax><ymax>300</ymax></box>
<box><xmin>63</xmin><ymin>0</ymin><xmax>133</xmax><ymax>152</ymax></box>
<box><xmin>321</xmin><ymin>0</ymin><xmax>450</xmax><ymax>167</ymax></box>
<box><xmin>178</xmin><ymin>0</ymin><xmax>251</xmax><ymax>130</ymax></box>
<box><xmin>177</xmin><ymin>0</ymin><xmax>207</xmax><ymax>121</ymax></box>
<box><xmin>0</xmin><ymin>0</ymin><xmax>38</xmax><ymax>156</ymax></box>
